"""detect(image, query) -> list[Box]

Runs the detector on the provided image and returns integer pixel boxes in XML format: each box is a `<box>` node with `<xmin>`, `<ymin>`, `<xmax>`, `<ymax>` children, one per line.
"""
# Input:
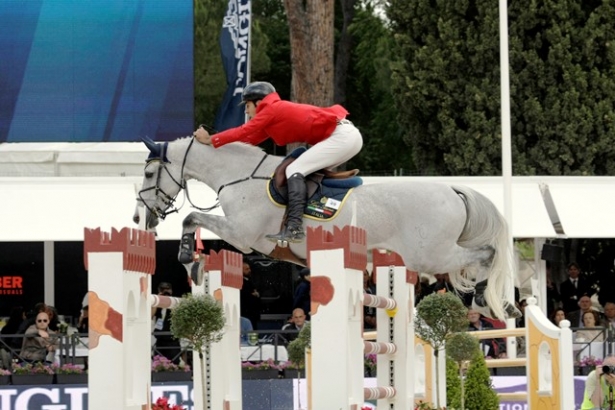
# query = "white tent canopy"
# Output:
<box><xmin>1</xmin><ymin>142</ymin><xmax>614</xmax><ymax>241</ymax></box>
<box><xmin>2</xmin><ymin>175</ymin><xmax>615</xmax><ymax>242</ymax></box>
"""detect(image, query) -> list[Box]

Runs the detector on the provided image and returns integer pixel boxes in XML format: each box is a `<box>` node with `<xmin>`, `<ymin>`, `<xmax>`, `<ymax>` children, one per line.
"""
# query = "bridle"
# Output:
<box><xmin>137</xmin><ymin>137</ymin><xmax>271</xmax><ymax>221</ymax></box>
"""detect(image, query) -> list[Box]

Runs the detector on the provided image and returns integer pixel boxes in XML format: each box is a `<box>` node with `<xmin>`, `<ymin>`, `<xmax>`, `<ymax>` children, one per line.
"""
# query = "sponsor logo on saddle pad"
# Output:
<box><xmin>267</xmin><ymin>178</ymin><xmax>360</xmax><ymax>221</ymax></box>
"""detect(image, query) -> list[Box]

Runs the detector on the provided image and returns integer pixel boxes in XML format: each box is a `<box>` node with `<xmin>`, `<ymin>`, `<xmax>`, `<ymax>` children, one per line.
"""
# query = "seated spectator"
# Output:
<box><xmin>567</xmin><ymin>295</ymin><xmax>595</xmax><ymax>328</ymax></box>
<box><xmin>602</xmin><ymin>301</ymin><xmax>615</xmax><ymax>328</ymax></box>
<box><xmin>0</xmin><ymin>306</ymin><xmax>25</xmax><ymax>369</ymax></box>
<box><xmin>575</xmin><ymin>311</ymin><xmax>605</xmax><ymax>343</ymax></box>
<box><xmin>466</xmin><ymin>309</ymin><xmax>506</xmax><ymax>359</ymax></box>
<box><xmin>1</xmin><ymin>306</ymin><xmax>25</xmax><ymax>350</ymax></box>
<box><xmin>77</xmin><ymin>306</ymin><xmax>89</xmax><ymax>334</ymax></box>
<box><xmin>282</xmin><ymin>308</ymin><xmax>309</xmax><ymax>343</ymax></box>
<box><xmin>240</xmin><ymin>316</ymin><xmax>253</xmax><ymax>346</ymax></box>
<box><xmin>20</xmin><ymin>311</ymin><xmax>59</xmax><ymax>364</ymax></box>
<box><xmin>293</xmin><ymin>268</ymin><xmax>311</xmax><ymax>320</ymax></box>
<box><xmin>45</xmin><ymin>305</ymin><xmax>60</xmax><ymax>332</ymax></box>
<box><xmin>363</xmin><ymin>269</ymin><xmax>376</xmax><ymax>330</ymax></box>
<box><xmin>550</xmin><ymin>308</ymin><xmax>566</xmax><ymax>327</ymax></box>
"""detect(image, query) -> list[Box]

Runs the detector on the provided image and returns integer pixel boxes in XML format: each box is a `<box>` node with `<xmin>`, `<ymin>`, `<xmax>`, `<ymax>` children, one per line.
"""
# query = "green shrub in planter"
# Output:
<box><xmin>463</xmin><ymin>349</ymin><xmax>499</xmax><ymax>410</ymax></box>
<box><xmin>171</xmin><ymin>293</ymin><xmax>225</xmax><ymax>409</ymax></box>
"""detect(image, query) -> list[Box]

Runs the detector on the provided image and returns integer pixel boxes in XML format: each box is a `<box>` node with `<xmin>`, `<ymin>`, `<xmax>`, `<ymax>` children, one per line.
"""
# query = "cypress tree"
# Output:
<box><xmin>463</xmin><ymin>350</ymin><xmax>499</xmax><ymax>410</ymax></box>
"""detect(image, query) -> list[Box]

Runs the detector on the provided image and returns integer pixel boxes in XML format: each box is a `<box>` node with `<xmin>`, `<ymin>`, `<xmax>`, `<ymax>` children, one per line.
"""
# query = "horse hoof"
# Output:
<box><xmin>190</xmin><ymin>262</ymin><xmax>204</xmax><ymax>286</ymax></box>
<box><xmin>505</xmin><ymin>303</ymin><xmax>522</xmax><ymax>319</ymax></box>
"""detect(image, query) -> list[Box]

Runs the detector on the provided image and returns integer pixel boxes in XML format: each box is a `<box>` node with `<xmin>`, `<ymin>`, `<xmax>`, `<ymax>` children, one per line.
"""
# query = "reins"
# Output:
<box><xmin>216</xmin><ymin>152</ymin><xmax>270</xmax><ymax>195</ymax></box>
<box><xmin>139</xmin><ymin>137</ymin><xmax>272</xmax><ymax>219</ymax></box>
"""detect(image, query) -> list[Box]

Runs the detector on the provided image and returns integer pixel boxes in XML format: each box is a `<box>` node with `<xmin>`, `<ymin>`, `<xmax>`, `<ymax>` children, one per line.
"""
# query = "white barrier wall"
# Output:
<box><xmin>307</xmin><ymin>226</ymin><xmax>416</xmax><ymax>410</ymax></box>
<box><xmin>84</xmin><ymin>228</ymin><xmax>243</xmax><ymax>410</ymax></box>
<box><xmin>191</xmin><ymin>250</ymin><xmax>243</xmax><ymax>410</ymax></box>
<box><xmin>84</xmin><ymin>227</ymin><xmax>155</xmax><ymax>410</ymax></box>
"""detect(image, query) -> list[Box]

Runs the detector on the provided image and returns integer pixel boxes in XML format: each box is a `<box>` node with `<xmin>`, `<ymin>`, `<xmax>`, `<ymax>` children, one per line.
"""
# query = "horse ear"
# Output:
<box><xmin>142</xmin><ymin>137</ymin><xmax>161</xmax><ymax>158</ymax></box>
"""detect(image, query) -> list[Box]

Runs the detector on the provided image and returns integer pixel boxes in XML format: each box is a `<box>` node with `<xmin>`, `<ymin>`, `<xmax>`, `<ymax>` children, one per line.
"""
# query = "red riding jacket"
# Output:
<box><xmin>210</xmin><ymin>92</ymin><xmax>348</xmax><ymax>148</ymax></box>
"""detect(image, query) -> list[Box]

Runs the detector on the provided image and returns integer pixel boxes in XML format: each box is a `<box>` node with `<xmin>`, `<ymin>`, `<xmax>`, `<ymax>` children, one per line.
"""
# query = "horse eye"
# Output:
<box><xmin>145</xmin><ymin>171</ymin><xmax>154</xmax><ymax>179</ymax></box>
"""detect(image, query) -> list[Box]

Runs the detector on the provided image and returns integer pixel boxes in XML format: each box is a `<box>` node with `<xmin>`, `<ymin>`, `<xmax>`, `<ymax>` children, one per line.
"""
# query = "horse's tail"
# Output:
<box><xmin>451</xmin><ymin>185</ymin><xmax>515</xmax><ymax>320</ymax></box>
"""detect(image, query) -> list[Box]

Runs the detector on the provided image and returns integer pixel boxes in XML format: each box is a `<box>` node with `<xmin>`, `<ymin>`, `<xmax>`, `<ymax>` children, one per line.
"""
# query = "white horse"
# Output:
<box><xmin>135</xmin><ymin>136</ymin><xmax>518</xmax><ymax>319</ymax></box>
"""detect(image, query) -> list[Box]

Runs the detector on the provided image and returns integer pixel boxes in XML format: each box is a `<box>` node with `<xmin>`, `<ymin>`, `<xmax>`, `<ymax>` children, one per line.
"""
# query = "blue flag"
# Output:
<box><xmin>214</xmin><ymin>0</ymin><xmax>251</xmax><ymax>132</ymax></box>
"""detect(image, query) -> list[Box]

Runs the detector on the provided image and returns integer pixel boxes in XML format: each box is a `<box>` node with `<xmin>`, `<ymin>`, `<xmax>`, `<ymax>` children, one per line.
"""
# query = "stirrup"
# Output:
<box><xmin>265</xmin><ymin>226</ymin><xmax>305</xmax><ymax>247</ymax></box>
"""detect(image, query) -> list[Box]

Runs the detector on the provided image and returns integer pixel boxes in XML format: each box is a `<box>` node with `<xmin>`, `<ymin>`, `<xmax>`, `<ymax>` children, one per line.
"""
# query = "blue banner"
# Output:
<box><xmin>0</xmin><ymin>0</ymin><xmax>194</xmax><ymax>142</ymax></box>
<box><xmin>213</xmin><ymin>0</ymin><xmax>251</xmax><ymax>132</ymax></box>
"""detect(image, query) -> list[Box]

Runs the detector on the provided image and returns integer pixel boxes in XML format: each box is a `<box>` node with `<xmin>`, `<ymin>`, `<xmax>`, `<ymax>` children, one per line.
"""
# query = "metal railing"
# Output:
<box><xmin>1</xmin><ymin>329</ymin><xmax>300</xmax><ymax>371</ymax></box>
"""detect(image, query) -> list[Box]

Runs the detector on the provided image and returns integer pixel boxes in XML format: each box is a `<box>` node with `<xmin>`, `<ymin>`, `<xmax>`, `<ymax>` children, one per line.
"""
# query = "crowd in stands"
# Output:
<box><xmin>0</xmin><ymin>302</ymin><xmax>72</xmax><ymax>369</ymax></box>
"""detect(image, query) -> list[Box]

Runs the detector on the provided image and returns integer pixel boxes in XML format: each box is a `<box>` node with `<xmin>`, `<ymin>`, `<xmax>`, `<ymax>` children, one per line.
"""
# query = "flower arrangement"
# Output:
<box><xmin>54</xmin><ymin>363</ymin><xmax>86</xmax><ymax>375</ymax></box>
<box><xmin>364</xmin><ymin>354</ymin><xmax>377</xmax><ymax>375</ymax></box>
<box><xmin>279</xmin><ymin>360</ymin><xmax>304</xmax><ymax>370</ymax></box>
<box><xmin>12</xmin><ymin>362</ymin><xmax>55</xmax><ymax>375</ymax></box>
<box><xmin>241</xmin><ymin>358</ymin><xmax>282</xmax><ymax>371</ymax></box>
<box><xmin>0</xmin><ymin>369</ymin><xmax>10</xmax><ymax>376</ymax></box>
<box><xmin>151</xmin><ymin>355</ymin><xmax>191</xmax><ymax>373</ymax></box>
<box><xmin>151</xmin><ymin>397</ymin><xmax>186</xmax><ymax>410</ymax></box>
<box><xmin>576</xmin><ymin>355</ymin><xmax>603</xmax><ymax>368</ymax></box>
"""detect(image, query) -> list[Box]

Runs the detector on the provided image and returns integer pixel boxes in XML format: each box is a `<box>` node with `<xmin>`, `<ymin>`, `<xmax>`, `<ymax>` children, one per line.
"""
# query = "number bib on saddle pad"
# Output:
<box><xmin>267</xmin><ymin>176</ymin><xmax>362</xmax><ymax>220</ymax></box>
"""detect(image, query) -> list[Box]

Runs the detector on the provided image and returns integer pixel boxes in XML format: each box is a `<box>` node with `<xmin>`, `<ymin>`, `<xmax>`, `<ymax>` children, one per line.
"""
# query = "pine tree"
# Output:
<box><xmin>463</xmin><ymin>350</ymin><xmax>499</xmax><ymax>410</ymax></box>
<box><xmin>446</xmin><ymin>359</ymin><xmax>462</xmax><ymax>409</ymax></box>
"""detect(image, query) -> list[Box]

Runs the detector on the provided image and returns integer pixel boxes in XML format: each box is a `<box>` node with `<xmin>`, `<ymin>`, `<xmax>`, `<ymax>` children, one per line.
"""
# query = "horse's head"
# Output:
<box><xmin>135</xmin><ymin>137</ymin><xmax>184</xmax><ymax>229</ymax></box>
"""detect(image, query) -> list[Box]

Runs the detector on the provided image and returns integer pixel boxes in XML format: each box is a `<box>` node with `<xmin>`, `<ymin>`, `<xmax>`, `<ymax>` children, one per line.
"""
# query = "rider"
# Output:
<box><xmin>193</xmin><ymin>81</ymin><xmax>363</xmax><ymax>243</ymax></box>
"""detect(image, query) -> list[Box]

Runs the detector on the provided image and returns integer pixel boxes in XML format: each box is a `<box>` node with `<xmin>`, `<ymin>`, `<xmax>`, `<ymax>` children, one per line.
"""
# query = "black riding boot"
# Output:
<box><xmin>266</xmin><ymin>173</ymin><xmax>307</xmax><ymax>245</ymax></box>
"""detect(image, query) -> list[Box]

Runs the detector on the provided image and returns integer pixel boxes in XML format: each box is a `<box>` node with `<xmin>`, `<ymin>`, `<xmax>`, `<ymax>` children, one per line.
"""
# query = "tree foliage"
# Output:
<box><xmin>170</xmin><ymin>293</ymin><xmax>226</xmax><ymax>353</ymax></box>
<box><xmin>463</xmin><ymin>349</ymin><xmax>499</xmax><ymax>410</ymax></box>
<box><xmin>287</xmin><ymin>322</ymin><xmax>311</xmax><ymax>367</ymax></box>
<box><xmin>387</xmin><ymin>0</ymin><xmax>615</xmax><ymax>176</ymax></box>
<box><xmin>415</xmin><ymin>293</ymin><xmax>469</xmax><ymax>351</ymax></box>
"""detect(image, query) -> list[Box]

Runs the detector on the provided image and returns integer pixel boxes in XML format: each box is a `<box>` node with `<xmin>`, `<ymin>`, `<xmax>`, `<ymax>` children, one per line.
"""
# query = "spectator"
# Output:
<box><xmin>567</xmin><ymin>295</ymin><xmax>595</xmax><ymax>328</ymax></box>
<box><xmin>1</xmin><ymin>306</ymin><xmax>25</xmax><ymax>349</ymax></box>
<box><xmin>575</xmin><ymin>311</ymin><xmax>605</xmax><ymax>343</ymax></box>
<box><xmin>239</xmin><ymin>316</ymin><xmax>253</xmax><ymax>346</ymax></box>
<box><xmin>282</xmin><ymin>308</ymin><xmax>309</xmax><ymax>343</ymax></box>
<box><xmin>20</xmin><ymin>311</ymin><xmax>59</xmax><ymax>364</ymax></box>
<box><xmin>466</xmin><ymin>309</ymin><xmax>506</xmax><ymax>359</ymax></box>
<box><xmin>293</xmin><ymin>268</ymin><xmax>311</xmax><ymax>320</ymax></box>
<box><xmin>580</xmin><ymin>355</ymin><xmax>615</xmax><ymax>409</ymax></box>
<box><xmin>560</xmin><ymin>262</ymin><xmax>592</xmax><ymax>314</ymax></box>
<box><xmin>45</xmin><ymin>305</ymin><xmax>60</xmax><ymax>332</ymax></box>
<box><xmin>550</xmin><ymin>308</ymin><xmax>567</xmax><ymax>327</ymax></box>
<box><xmin>603</xmin><ymin>301</ymin><xmax>615</xmax><ymax>328</ymax></box>
<box><xmin>17</xmin><ymin>303</ymin><xmax>48</xmax><ymax>335</ymax></box>
<box><xmin>0</xmin><ymin>306</ymin><xmax>25</xmax><ymax>369</ymax></box>
<box><xmin>240</xmin><ymin>261</ymin><xmax>261</xmax><ymax>329</ymax></box>
<box><xmin>363</xmin><ymin>269</ymin><xmax>377</xmax><ymax>330</ymax></box>
<box><xmin>545</xmin><ymin>268</ymin><xmax>561</xmax><ymax>316</ymax></box>
<box><xmin>151</xmin><ymin>282</ymin><xmax>181</xmax><ymax>364</ymax></box>
<box><xmin>77</xmin><ymin>306</ymin><xmax>89</xmax><ymax>334</ymax></box>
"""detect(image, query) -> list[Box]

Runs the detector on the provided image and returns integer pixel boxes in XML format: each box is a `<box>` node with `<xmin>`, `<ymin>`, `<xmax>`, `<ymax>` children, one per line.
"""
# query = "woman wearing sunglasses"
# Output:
<box><xmin>20</xmin><ymin>311</ymin><xmax>59</xmax><ymax>364</ymax></box>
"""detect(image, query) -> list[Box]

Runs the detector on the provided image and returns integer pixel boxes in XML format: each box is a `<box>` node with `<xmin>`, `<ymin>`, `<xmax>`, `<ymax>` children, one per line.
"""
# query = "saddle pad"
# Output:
<box><xmin>267</xmin><ymin>178</ymin><xmax>362</xmax><ymax>221</ymax></box>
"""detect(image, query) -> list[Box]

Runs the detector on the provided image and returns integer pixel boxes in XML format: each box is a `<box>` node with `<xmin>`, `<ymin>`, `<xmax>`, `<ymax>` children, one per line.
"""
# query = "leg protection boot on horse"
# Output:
<box><xmin>266</xmin><ymin>173</ymin><xmax>307</xmax><ymax>245</ymax></box>
<box><xmin>178</xmin><ymin>232</ymin><xmax>195</xmax><ymax>264</ymax></box>
<box><xmin>473</xmin><ymin>279</ymin><xmax>522</xmax><ymax>319</ymax></box>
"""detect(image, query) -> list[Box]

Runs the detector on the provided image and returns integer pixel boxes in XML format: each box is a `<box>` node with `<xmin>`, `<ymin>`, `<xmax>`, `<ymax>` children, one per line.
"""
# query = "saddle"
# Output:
<box><xmin>273</xmin><ymin>147</ymin><xmax>360</xmax><ymax>198</ymax></box>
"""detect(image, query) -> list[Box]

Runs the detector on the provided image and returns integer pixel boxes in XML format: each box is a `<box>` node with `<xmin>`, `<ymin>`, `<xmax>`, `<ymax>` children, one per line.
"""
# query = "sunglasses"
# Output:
<box><xmin>37</xmin><ymin>319</ymin><xmax>48</xmax><ymax>323</ymax></box>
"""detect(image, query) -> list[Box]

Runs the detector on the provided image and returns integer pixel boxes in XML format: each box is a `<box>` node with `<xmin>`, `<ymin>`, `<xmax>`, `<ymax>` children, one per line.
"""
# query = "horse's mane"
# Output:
<box><xmin>172</xmin><ymin>136</ymin><xmax>267</xmax><ymax>157</ymax></box>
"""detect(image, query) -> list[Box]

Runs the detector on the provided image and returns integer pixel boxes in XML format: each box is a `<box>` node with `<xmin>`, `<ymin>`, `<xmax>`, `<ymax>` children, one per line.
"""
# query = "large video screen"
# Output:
<box><xmin>0</xmin><ymin>0</ymin><xmax>193</xmax><ymax>142</ymax></box>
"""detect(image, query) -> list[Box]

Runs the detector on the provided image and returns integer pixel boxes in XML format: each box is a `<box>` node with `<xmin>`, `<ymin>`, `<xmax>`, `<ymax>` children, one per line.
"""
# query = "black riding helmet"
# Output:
<box><xmin>241</xmin><ymin>81</ymin><xmax>276</xmax><ymax>104</ymax></box>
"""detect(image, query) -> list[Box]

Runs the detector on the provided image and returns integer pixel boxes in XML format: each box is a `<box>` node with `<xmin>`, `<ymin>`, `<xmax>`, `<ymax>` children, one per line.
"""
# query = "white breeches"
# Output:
<box><xmin>286</xmin><ymin>121</ymin><xmax>363</xmax><ymax>178</ymax></box>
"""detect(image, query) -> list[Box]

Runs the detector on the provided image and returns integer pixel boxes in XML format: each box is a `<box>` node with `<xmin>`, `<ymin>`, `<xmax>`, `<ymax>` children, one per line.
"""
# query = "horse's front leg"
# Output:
<box><xmin>178</xmin><ymin>211</ymin><xmax>254</xmax><ymax>263</ymax></box>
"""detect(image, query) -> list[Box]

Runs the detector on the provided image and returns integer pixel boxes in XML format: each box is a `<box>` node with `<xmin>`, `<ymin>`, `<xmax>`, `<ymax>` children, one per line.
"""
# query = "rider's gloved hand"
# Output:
<box><xmin>193</xmin><ymin>126</ymin><xmax>212</xmax><ymax>145</ymax></box>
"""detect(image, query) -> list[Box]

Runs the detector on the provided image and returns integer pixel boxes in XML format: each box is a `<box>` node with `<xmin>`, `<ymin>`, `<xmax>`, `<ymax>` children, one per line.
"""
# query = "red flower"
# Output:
<box><xmin>152</xmin><ymin>397</ymin><xmax>186</xmax><ymax>410</ymax></box>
